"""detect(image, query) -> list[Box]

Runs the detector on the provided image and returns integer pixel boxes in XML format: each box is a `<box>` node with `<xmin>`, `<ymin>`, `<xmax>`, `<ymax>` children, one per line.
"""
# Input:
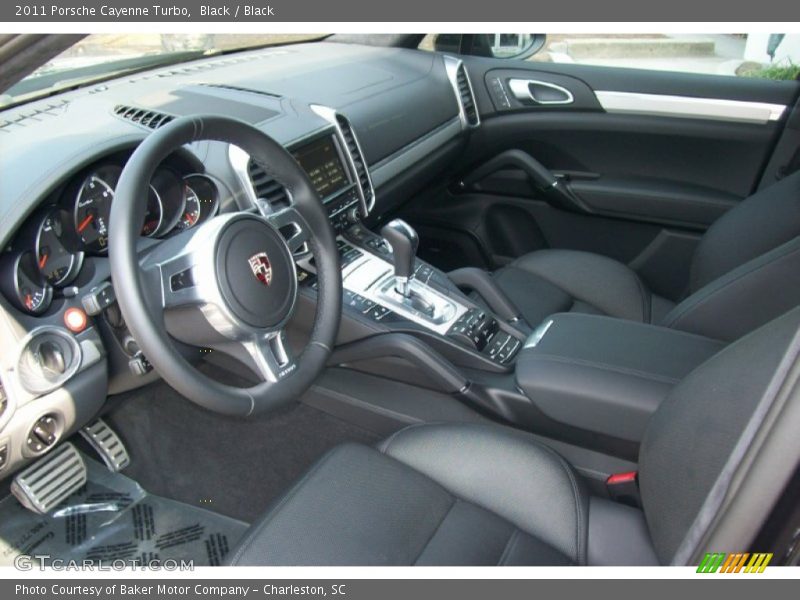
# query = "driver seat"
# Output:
<box><xmin>227</xmin><ymin>307</ymin><xmax>800</xmax><ymax>565</ymax></box>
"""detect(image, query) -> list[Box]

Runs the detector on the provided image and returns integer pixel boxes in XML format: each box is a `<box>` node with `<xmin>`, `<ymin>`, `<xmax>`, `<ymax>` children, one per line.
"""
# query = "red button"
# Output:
<box><xmin>64</xmin><ymin>307</ymin><xmax>88</xmax><ymax>333</ymax></box>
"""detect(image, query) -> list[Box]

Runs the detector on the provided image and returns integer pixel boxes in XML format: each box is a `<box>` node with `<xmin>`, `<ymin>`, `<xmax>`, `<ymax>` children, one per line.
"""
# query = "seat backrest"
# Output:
<box><xmin>690</xmin><ymin>170</ymin><xmax>800</xmax><ymax>291</ymax></box>
<box><xmin>660</xmin><ymin>171</ymin><xmax>800</xmax><ymax>341</ymax></box>
<box><xmin>638</xmin><ymin>306</ymin><xmax>800</xmax><ymax>564</ymax></box>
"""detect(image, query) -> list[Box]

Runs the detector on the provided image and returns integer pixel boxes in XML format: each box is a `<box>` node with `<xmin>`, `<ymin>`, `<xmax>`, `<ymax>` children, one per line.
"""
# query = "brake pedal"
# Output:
<box><xmin>80</xmin><ymin>418</ymin><xmax>130</xmax><ymax>472</ymax></box>
<box><xmin>11</xmin><ymin>443</ymin><xmax>87</xmax><ymax>514</ymax></box>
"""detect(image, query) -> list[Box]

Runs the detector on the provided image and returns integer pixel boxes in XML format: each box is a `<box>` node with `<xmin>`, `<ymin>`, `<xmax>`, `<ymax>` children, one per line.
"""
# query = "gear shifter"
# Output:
<box><xmin>380</xmin><ymin>219</ymin><xmax>435</xmax><ymax>316</ymax></box>
<box><xmin>381</xmin><ymin>219</ymin><xmax>419</xmax><ymax>297</ymax></box>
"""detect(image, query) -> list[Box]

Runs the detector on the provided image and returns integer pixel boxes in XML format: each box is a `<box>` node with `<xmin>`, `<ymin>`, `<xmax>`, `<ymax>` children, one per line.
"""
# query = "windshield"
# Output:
<box><xmin>3</xmin><ymin>34</ymin><xmax>324</xmax><ymax>105</ymax></box>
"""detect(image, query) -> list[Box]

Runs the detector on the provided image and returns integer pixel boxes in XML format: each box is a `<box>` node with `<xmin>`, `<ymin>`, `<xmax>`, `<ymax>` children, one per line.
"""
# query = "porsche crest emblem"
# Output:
<box><xmin>248</xmin><ymin>252</ymin><xmax>273</xmax><ymax>286</ymax></box>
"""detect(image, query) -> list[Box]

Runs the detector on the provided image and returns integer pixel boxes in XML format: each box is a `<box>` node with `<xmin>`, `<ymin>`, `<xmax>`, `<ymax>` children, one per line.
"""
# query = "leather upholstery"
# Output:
<box><xmin>661</xmin><ymin>237</ymin><xmax>800</xmax><ymax>341</ymax></box>
<box><xmin>639</xmin><ymin>306</ymin><xmax>800</xmax><ymax>562</ymax></box>
<box><xmin>493</xmin><ymin>249</ymin><xmax>673</xmax><ymax>328</ymax></box>
<box><xmin>228</xmin><ymin>422</ymin><xmax>655</xmax><ymax>566</ymax></box>
<box><xmin>491</xmin><ymin>171</ymin><xmax>800</xmax><ymax>340</ymax></box>
<box><xmin>688</xmin><ymin>171</ymin><xmax>800</xmax><ymax>291</ymax></box>
<box><xmin>515</xmin><ymin>313</ymin><xmax>725</xmax><ymax>442</ymax></box>
<box><xmin>227</xmin><ymin>308</ymin><xmax>800</xmax><ymax>566</ymax></box>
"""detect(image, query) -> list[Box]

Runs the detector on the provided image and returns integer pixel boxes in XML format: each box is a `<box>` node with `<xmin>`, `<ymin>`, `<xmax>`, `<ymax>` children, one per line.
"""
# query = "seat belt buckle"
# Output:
<box><xmin>606</xmin><ymin>471</ymin><xmax>641</xmax><ymax>508</ymax></box>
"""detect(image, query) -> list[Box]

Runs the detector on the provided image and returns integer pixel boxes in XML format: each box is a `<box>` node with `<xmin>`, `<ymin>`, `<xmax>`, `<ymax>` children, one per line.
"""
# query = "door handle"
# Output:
<box><xmin>508</xmin><ymin>79</ymin><xmax>574</xmax><ymax>105</ymax></box>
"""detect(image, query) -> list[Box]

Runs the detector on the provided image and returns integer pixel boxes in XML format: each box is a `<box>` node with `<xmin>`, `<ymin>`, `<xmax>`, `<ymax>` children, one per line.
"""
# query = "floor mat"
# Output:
<box><xmin>0</xmin><ymin>456</ymin><xmax>248</xmax><ymax>567</ymax></box>
<box><xmin>106</xmin><ymin>366</ymin><xmax>381</xmax><ymax>522</ymax></box>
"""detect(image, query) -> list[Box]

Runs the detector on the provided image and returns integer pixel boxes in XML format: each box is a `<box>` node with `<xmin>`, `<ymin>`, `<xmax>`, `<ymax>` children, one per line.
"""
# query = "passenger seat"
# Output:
<box><xmin>490</xmin><ymin>170</ymin><xmax>800</xmax><ymax>341</ymax></box>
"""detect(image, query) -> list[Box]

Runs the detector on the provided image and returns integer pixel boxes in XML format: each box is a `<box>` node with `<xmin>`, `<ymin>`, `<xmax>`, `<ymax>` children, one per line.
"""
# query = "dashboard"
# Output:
<box><xmin>0</xmin><ymin>41</ymin><xmax>477</xmax><ymax>479</ymax></box>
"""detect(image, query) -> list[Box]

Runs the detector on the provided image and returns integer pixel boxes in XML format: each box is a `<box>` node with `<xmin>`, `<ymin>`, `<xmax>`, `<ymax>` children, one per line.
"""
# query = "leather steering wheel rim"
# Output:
<box><xmin>109</xmin><ymin>115</ymin><xmax>341</xmax><ymax>416</ymax></box>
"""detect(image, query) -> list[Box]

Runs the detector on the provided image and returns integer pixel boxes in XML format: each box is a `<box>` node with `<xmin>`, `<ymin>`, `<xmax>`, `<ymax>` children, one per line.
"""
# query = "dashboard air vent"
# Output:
<box><xmin>455</xmin><ymin>64</ymin><xmax>479</xmax><ymax>127</ymax></box>
<box><xmin>247</xmin><ymin>160</ymin><xmax>291</xmax><ymax>210</ymax></box>
<box><xmin>335</xmin><ymin>114</ymin><xmax>374</xmax><ymax>207</ymax></box>
<box><xmin>114</xmin><ymin>105</ymin><xmax>175</xmax><ymax>130</ymax></box>
<box><xmin>0</xmin><ymin>380</ymin><xmax>6</xmax><ymax>419</ymax></box>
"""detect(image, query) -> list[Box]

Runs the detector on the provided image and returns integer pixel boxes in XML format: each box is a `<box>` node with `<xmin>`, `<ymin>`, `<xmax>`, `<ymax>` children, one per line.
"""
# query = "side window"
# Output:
<box><xmin>420</xmin><ymin>34</ymin><xmax>800</xmax><ymax>80</ymax></box>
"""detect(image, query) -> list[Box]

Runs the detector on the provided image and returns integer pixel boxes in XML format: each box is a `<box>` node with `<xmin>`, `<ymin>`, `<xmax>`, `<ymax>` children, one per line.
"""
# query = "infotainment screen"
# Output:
<box><xmin>292</xmin><ymin>136</ymin><xmax>350</xmax><ymax>200</ymax></box>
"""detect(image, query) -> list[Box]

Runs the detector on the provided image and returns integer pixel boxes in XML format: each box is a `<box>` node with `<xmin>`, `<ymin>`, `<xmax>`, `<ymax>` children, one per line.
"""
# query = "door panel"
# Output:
<box><xmin>402</xmin><ymin>56</ymin><xmax>800</xmax><ymax>300</ymax></box>
<box><xmin>467</xmin><ymin>111</ymin><xmax>781</xmax><ymax>206</ymax></box>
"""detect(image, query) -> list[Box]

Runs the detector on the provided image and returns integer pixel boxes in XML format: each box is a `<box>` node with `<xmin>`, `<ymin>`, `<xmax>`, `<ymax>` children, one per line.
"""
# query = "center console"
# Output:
<box><xmin>237</xmin><ymin>105</ymin><xmax>727</xmax><ymax>462</ymax></box>
<box><xmin>299</xmin><ymin>221</ymin><xmax>526</xmax><ymax>371</ymax></box>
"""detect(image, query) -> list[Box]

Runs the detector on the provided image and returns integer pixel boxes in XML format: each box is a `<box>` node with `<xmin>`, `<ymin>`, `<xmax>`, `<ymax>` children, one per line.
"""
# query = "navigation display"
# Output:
<box><xmin>292</xmin><ymin>137</ymin><xmax>350</xmax><ymax>200</ymax></box>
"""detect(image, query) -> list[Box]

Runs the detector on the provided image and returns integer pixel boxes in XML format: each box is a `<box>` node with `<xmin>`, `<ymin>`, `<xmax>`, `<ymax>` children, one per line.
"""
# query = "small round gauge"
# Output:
<box><xmin>35</xmin><ymin>208</ymin><xmax>83</xmax><ymax>286</ymax></box>
<box><xmin>176</xmin><ymin>183</ymin><xmax>202</xmax><ymax>231</ymax></box>
<box><xmin>0</xmin><ymin>251</ymin><xmax>53</xmax><ymax>315</ymax></box>
<box><xmin>141</xmin><ymin>186</ymin><xmax>164</xmax><ymax>237</ymax></box>
<box><xmin>148</xmin><ymin>169</ymin><xmax>185</xmax><ymax>236</ymax></box>
<box><xmin>177</xmin><ymin>174</ymin><xmax>219</xmax><ymax>231</ymax></box>
<box><xmin>73</xmin><ymin>165</ymin><xmax>121</xmax><ymax>253</ymax></box>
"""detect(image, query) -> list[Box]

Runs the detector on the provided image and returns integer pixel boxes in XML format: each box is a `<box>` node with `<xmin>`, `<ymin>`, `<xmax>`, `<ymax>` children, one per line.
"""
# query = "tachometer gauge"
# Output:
<box><xmin>35</xmin><ymin>208</ymin><xmax>83</xmax><ymax>286</ymax></box>
<box><xmin>74</xmin><ymin>165</ymin><xmax>120</xmax><ymax>253</ymax></box>
<box><xmin>0</xmin><ymin>251</ymin><xmax>53</xmax><ymax>315</ymax></box>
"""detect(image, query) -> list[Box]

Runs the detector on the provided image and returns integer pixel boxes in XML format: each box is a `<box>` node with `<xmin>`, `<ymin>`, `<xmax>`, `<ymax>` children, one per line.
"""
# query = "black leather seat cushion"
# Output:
<box><xmin>227</xmin><ymin>423</ymin><xmax>656</xmax><ymax>566</ymax></box>
<box><xmin>493</xmin><ymin>249</ymin><xmax>674</xmax><ymax>327</ymax></box>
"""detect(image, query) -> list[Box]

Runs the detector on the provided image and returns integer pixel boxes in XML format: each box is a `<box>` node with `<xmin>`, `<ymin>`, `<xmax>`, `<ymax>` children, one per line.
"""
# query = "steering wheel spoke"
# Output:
<box><xmin>153</xmin><ymin>249</ymin><xmax>204</xmax><ymax>309</ymax></box>
<box><xmin>243</xmin><ymin>331</ymin><xmax>297</xmax><ymax>382</ymax></box>
<box><xmin>265</xmin><ymin>207</ymin><xmax>311</xmax><ymax>255</ymax></box>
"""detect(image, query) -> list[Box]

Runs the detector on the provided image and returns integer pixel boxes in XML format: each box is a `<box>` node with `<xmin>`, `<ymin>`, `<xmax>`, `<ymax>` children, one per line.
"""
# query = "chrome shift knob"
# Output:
<box><xmin>381</xmin><ymin>219</ymin><xmax>419</xmax><ymax>296</ymax></box>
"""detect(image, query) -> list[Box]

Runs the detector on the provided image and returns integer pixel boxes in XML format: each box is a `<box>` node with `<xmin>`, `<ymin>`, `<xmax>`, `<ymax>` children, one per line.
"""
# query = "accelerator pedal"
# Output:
<box><xmin>79</xmin><ymin>418</ymin><xmax>130</xmax><ymax>472</ymax></box>
<box><xmin>11</xmin><ymin>443</ymin><xmax>87</xmax><ymax>514</ymax></box>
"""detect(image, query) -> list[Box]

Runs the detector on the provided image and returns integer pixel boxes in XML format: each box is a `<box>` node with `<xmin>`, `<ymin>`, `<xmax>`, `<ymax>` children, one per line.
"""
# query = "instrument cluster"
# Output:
<box><xmin>1</xmin><ymin>161</ymin><xmax>220</xmax><ymax>315</ymax></box>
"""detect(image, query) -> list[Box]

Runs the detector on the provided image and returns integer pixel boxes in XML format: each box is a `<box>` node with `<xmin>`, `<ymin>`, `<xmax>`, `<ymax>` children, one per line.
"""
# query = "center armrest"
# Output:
<box><xmin>515</xmin><ymin>313</ymin><xmax>725</xmax><ymax>443</ymax></box>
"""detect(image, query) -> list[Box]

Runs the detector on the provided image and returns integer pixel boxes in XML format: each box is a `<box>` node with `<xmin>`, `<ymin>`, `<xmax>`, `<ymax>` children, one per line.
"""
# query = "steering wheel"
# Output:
<box><xmin>109</xmin><ymin>116</ymin><xmax>341</xmax><ymax>416</ymax></box>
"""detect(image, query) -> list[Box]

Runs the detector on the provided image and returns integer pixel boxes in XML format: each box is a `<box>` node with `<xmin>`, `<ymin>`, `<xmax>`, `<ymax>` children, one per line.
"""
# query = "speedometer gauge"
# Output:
<box><xmin>74</xmin><ymin>165</ymin><xmax>120</xmax><ymax>253</ymax></box>
<box><xmin>35</xmin><ymin>208</ymin><xmax>83</xmax><ymax>286</ymax></box>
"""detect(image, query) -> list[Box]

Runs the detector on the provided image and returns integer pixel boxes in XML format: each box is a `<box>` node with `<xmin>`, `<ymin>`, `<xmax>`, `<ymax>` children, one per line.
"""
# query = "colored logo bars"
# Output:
<box><xmin>696</xmin><ymin>552</ymin><xmax>773</xmax><ymax>573</ymax></box>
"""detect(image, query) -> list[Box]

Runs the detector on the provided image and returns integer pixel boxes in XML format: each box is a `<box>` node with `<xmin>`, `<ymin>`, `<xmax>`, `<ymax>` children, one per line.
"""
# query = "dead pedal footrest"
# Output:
<box><xmin>11</xmin><ymin>443</ymin><xmax>87</xmax><ymax>514</ymax></box>
<box><xmin>80</xmin><ymin>418</ymin><xmax>130</xmax><ymax>472</ymax></box>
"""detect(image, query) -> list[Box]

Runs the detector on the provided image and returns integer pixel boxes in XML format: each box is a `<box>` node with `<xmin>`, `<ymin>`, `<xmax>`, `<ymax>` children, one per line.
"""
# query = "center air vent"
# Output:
<box><xmin>335</xmin><ymin>114</ymin><xmax>374</xmax><ymax>209</ymax></box>
<box><xmin>247</xmin><ymin>160</ymin><xmax>291</xmax><ymax>210</ymax></box>
<box><xmin>455</xmin><ymin>64</ymin><xmax>479</xmax><ymax>127</ymax></box>
<box><xmin>113</xmin><ymin>105</ymin><xmax>175</xmax><ymax>130</ymax></box>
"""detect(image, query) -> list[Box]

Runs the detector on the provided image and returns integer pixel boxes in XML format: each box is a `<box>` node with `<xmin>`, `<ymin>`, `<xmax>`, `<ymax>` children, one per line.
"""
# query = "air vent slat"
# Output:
<box><xmin>455</xmin><ymin>64</ymin><xmax>479</xmax><ymax>126</ymax></box>
<box><xmin>247</xmin><ymin>161</ymin><xmax>291</xmax><ymax>210</ymax></box>
<box><xmin>336</xmin><ymin>114</ymin><xmax>373</xmax><ymax>206</ymax></box>
<box><xmin>113</xmin><ymin>105</ymin><xmax>175</xmax><ymax>130</ymax></box>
